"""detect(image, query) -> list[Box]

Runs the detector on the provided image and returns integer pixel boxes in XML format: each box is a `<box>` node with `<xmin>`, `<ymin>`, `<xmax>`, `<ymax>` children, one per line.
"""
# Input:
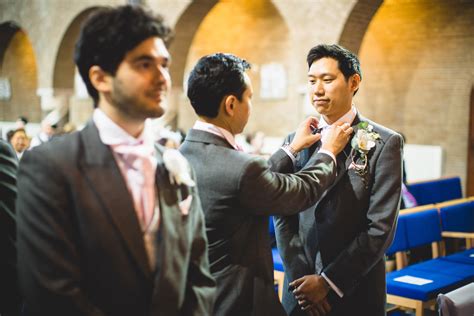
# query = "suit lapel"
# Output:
<box><xmin>151</xmin><ymin>145</ymin><xmax>189</xmax><ymax>305</ymax></box>
<box><xmin>79</xmin><ymin>121</ymin><xmax>152</xmax><ymax>279</ymax></box>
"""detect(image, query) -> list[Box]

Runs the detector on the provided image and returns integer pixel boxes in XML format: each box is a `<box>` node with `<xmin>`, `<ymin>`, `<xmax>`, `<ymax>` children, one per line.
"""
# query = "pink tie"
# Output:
<box><xmin>113</xmin><ymin>142</ymin><xmax>156</xmax><ymax>231</ymax></box>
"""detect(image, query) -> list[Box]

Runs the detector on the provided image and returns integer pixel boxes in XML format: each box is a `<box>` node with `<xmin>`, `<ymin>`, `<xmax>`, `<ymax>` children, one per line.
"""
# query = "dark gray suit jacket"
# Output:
<box><xmin>180</xmin><ymin>129</ymin><xmax>337</xmax><ymax>316</ymax></box>
<box><xmin>16</xmin><ymin>122</ymin><xmax>215</xmax><ymax>316</ymax></box>
<box><xmin>275</xmin><ymin>115</ymin><xmax>402</xmax><ymax>316</ymax></box>
<box><xmin>0</xmin><ymin>140</ymin><xmax>20</xmax><ymax>314</ymax></box>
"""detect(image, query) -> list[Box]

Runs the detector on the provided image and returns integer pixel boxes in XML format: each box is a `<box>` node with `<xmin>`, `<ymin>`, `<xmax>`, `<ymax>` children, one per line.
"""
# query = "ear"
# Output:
<box><xmin>350</xmin><ymin>74</ymin><xmax>361</xmax><ymax>93</ymax></box>
<box><xmin>89</xmin><ymin>65</ymin><xmax>113</xmax><ymax>94</ymax></box>
<box><xmin>223</xmin><ymin>95</ymin><xmax>237</xmax><ymax>116</ymax></box>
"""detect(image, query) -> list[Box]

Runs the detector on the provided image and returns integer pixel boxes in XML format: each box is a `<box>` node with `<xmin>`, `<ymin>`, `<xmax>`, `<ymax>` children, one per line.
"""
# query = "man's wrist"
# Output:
<box><xmin>283</xmin><ymin>143</ymin><xmax>298</xmax><ymax>158</ymax></box>
<box><xmin>320</xmin><ymin>275</ymin><xmax>331</xmax><ymax>293</ymax></box>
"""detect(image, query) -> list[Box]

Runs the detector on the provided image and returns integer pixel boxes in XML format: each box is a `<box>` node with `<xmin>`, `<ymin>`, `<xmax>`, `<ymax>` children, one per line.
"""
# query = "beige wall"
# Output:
<box><xmin>356</xmin><ymin>0</ymin><xmax>474</xmax><ymax>188</ymax></box>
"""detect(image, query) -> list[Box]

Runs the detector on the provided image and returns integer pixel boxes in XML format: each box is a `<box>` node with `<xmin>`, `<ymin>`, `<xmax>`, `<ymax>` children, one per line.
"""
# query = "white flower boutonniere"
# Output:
<box><xmin>162</xmin><ymin>149</ymin><xmax>195</xmax><ymax>187</ymax></box>
<box><xmin>350</xmin><ymin>122</ymin><xmax>380</xmax><ymax>178</ymax></box>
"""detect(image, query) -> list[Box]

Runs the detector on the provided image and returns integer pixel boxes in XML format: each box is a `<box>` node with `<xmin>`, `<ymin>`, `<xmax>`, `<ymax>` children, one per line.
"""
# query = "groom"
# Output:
<box><xmin>275</xmin><ymin>44</ymin><xmax>402</xmax><ymax>316</ymax></box>
<box><xmin>16</xmin><ymin>5</ymin><xmax>214</xmax><ymax>315</ymax></box>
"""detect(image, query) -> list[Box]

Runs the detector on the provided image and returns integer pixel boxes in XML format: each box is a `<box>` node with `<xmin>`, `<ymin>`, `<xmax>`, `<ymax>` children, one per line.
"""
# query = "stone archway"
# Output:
<box><xmin>53</xmin><ymin>7</ymin><xmax>99</xmax><ymax>127</ymax></box>
<box><xmin>338</xmin><ymin>0</ymin><xmax>383</xmax><ymax>54</ymax></box>
<box><xmin>159</xmin><ymin>0</ymin><xmax>218</xmax><ymax>129</ymax></box>
<box><xmin>167</xmin><ymin>0</ymin><xmax>292</xmax><ymax>136</ymax></box>
<box><xmin>0</xmin><ymin>22</ymin><xmax>40</xmax><ymax>122</ymax></box>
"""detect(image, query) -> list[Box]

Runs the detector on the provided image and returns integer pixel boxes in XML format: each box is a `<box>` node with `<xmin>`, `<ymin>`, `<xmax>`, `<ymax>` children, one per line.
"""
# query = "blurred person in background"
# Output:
<box><xmin>7</xmin><ymin>128</ymin><xmax>29</xmax><ymax>160</ymax></box>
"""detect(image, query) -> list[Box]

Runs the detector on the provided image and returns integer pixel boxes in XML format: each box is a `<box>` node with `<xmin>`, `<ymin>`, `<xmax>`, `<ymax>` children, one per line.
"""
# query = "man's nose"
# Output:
<box><xmin>154</xmin><ymin>65</ymin><xmax>170</xmax><ymax>86</ymax></box>
<box><xmin>313</xmin><ymin>81</ymin><xmax>324</xmax><ymax>95</ymax></box>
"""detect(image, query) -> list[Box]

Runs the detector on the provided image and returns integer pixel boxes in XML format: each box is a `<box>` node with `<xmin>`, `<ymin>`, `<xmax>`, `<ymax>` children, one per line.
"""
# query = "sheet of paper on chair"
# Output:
<box><xmin>394</xmin><ymin>275</ymin><xmax>433</xmax><ymax>286</ymax></box>
<box><xmin>469</xmin><ymin>254</ymin><xmax>474</xmax><ymax>257</ymax></box>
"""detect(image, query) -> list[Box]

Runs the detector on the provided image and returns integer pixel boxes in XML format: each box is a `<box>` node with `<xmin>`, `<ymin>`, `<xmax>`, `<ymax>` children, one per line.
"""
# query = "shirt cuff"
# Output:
<box><xmin>280</xmin><ymin>146</ymin><xmax>296</xmax><ymax>164</ymax></box>
<box><xmin>318</xmin><ymin>149</ymin><xmax>337</xmax><ymax>166</ymax></box>
<box><xmin>321</xmin><ymin>272</ymin><xmax>344</xmax><ymax>298</ymax></box>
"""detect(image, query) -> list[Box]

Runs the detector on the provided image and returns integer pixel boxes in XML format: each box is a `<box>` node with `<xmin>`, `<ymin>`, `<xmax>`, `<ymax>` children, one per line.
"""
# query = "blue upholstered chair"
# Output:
<box><xmin>442</xmin><ymin>248</ymin><xmax>474</xmax><ymax>266</ymax></box>
<box><xmin>437</xmin><ymin>199</ymin><xmax>474</xmax><ymax>249</ymax></box>
<box><xmin>386</xmin><ymin>207</ymin><xmax>471</xmax><ymax>316</ymax></box>
<box><xmin>407</xmin><ymin>177</ymin><xmax>462</xmax><ymax>206</ymax></box>
<box><xmin>387</xmin><ymin>214</ymin><xmax>409</xmax><ymax>270</ymax></box>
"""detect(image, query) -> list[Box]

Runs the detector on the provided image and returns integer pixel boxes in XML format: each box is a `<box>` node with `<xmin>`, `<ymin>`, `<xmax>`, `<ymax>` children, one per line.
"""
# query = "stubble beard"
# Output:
<box><xmin>110</xmin><ymin>81</ymin><xmax>164</xmax><ymax>121</ymax></box>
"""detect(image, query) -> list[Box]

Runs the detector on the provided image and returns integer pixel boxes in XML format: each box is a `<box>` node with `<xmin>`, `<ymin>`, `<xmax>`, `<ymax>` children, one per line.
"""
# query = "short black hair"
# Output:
<box><xmin>17</xmin><ymin>116</ymin><xmax>28</xmax><ymax>124</ymax></box>
<box><xmin>187</xmin><ymin>53</ymin><xmax>251</xmax><ymax>118</ymax></box>
<box><xmin>307</xmin><ymin>44</ymin><xmax>362</xmax><ymax>81</ymax></box>
<box><xmin>74</xmin><ymin>5</ymin><xmax>172</xmax><ymax>107</ymax></box>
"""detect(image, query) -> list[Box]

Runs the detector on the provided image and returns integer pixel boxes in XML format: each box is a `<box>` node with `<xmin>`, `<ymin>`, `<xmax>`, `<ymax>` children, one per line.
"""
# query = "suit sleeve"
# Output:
<box><xmin>273</xmin><ymin>134</ymin><xmax>314</xmax><ymax>282</ymax></box>
<box><xmin>238</xmin><ymin>149</ymin><xmax>336</xmax><ymax>216</ymax></box>
<box><xmin>0</xmin><ymin>141</ymin><xmax>20</xmax><ymax>313</ymax></box>
<box><xmin>181</xmin><ymin>169</ymin><xmax>216</xmax><ymax>315</ymax></box>
<box><xmin>322</xmin><ymin>133</ymin><xmax>402</xmax><ymax>295</ymax></box>
<box><xmin>267</xmin><ymin>148</ymin><xmax>295</xmax><ymax>173</ymax></box>
<box><xmin>16</xmin><ymin>149</ymin><xmax>106</xmax><ymax>316</ymax></box>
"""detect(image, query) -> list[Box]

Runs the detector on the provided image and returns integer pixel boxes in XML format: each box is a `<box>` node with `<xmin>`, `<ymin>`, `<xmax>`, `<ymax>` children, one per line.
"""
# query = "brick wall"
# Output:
<box><xmin>356</xmin><ymin>0</ymin><xmax>474</xmax><ymax>188</ymax></box>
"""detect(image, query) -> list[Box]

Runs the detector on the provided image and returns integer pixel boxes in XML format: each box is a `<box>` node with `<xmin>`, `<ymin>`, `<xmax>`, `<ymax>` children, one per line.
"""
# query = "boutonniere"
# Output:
<box><xmin>349</xmin><ymin>122</ymin><xmax>380</xmax><ymax>178</ymax></box>
<box><xmin>162</xmin><ymin>149</ymin><xmax>196</xmax><ymax>187</ymax></box>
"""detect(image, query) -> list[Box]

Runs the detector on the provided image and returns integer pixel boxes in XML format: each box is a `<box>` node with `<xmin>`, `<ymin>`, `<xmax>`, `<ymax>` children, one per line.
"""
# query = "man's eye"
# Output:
<box><xmin>138</xmin><ymin>61</ymin><xmax>152</xmax><ymax>69</ymax></box>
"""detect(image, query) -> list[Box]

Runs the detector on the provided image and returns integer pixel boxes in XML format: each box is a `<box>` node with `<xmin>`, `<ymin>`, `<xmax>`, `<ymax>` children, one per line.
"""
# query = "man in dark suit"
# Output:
<box><xmin>16</xmin><ymin>5</ymin><xmax>215</xmax><ymax>316</ymax></box>
<box><xmin>275</xmin><ymin>44</ymin><xmax>402</xmax><ymax>316</ymax></box>
<box><xmin>179</xmin><ymin>53</ymin><xmax>353</xmax><ymax>315</ymax></box>
<box><xmin>0</xmin><ymin>140</ymin><xmax>20</xmax><ymax>315</ymax></box>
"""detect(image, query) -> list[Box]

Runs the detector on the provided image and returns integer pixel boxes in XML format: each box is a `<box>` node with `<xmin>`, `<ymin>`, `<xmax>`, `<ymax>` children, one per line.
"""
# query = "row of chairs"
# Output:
<box><xmin>407</xmin><ymin>176</ymin><xmax>463</xmax><ymax>206</ymax></box>
<box><xmin>386</xmin><ymin>197</ymin><xmax>474</xmax><ymax>315</ymax></box>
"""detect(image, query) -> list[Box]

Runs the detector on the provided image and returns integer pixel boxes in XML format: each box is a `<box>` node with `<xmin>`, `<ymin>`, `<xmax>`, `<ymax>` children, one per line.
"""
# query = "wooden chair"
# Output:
<box><xmin>436</xmin><ymin>198</ymin><xmax>474</xmax><ymax>249</ymax></box>
<box><xmin>385</xmin><ymin>208</ymin><xmax>471</xmax><ymax>316</ymax></box>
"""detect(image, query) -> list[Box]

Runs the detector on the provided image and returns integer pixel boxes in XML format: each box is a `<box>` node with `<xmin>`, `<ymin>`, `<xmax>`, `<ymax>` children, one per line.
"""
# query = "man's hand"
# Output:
<box><xmin>302</xmin><ymin>297</ymin><xmax>332</xmax><ymax>316</ymax></box>
<box><xmin>320</xmin><ymin>122</ymin><xmax>353</xmax><ymax>156</ymax></box>
<box><xmin>290</xmin><ymin>275</ymin><xmax>330</xmax><ymax>306</ymax></box>
<box><xmin>289</xmin><ymin>116</ymin><xmax>321</xmax><ymax>153</ymax></box>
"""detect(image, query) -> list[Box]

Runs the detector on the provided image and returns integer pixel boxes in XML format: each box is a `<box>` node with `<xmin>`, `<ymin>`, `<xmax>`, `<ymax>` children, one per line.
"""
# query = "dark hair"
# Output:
<box><xmin>7</xmin><ymin>128</ymin><xmax>26</xmax><ymax>142</ymax></box>
<box><xmin>74</xmin><ymin>5</ymin><xmax>172</xmax><ymax>107</ymax></box>
<box><xmin>307</xmin><ymin>44</ymin><xmax>362</xmax><ymax>82</ymax></box>
<box><xmin>187</xmin><ymin>53</ymin><xmax>251</xmax><ymax>118</ymax></box>
<box><xmin>17</xmin><ymin>116</ymin><xmax>28</xmax><ymax>124</ymax></box>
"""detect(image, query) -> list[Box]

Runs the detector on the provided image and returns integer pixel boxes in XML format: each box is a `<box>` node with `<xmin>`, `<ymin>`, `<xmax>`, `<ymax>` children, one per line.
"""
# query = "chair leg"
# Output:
<box><xmin>395</xmin><ymin>252</ymin><xmax>407</xmax><ymax>270</ymax></box>
<box><xmin>431</xmin><ymin>241</ymin><xmax>439</xmax><ymax>258</ymax></box>
<box><xmin>415</xmin><ymin>301</ymin><xmax>425</xmax><ymax>316</ymax></box>
<box><xmin>439</xmin><ymin>240</ymin><xmax>446</xmax><ymax>256</ymax></box>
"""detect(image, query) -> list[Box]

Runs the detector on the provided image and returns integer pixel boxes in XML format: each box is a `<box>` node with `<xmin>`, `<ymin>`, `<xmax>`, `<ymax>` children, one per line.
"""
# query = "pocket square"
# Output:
<box><xmin>178</xmin><ymin>195</ymin><xmax>192</xmax><ymax>215</ymax></box>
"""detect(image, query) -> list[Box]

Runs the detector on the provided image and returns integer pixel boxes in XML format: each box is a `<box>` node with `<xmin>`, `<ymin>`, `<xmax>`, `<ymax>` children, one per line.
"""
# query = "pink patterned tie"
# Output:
<box><xmin>113</xmin><ymin>142</ymin><xmax>156</xmax><ymax>231</ymax></box>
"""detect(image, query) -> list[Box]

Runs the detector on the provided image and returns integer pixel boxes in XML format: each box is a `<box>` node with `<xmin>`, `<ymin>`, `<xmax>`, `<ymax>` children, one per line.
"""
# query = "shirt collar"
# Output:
<box><xmin>193</xmin><ymin>120</ymin><xmax>240</xmax><ymax>150</ymax></box>
<box><xmin>318</xmin><ymin>105</ymin><xmax>357</xmax><ymax>128</ymax></box>
<box><xmin>93</xmin><ymin>108</ymin><xmax>155</xmax><ymax>148</ymax></box>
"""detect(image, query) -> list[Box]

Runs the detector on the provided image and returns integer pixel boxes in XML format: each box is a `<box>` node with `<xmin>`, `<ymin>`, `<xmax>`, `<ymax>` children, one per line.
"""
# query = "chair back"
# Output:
<box><xmin>439</xmin><ymin>201</ymin><xmax>474</xmax><ymax>233</ymax></box>
<box><xmin>403</xmin><ymin>208</ymin><xmax>442</xmax><ymax>248</ymax></box>
<box><xmin>408</xmin><ymin>177</ymin><xmax>462</xmax><ymax>206</ymax></box>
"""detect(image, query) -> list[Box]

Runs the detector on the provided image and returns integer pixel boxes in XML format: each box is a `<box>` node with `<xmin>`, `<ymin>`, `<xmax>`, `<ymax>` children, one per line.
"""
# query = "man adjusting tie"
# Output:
<box><xmin>180</xmin><ymin>53</ymin><xmax>353</xmax><ymax>315</ymax></box>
